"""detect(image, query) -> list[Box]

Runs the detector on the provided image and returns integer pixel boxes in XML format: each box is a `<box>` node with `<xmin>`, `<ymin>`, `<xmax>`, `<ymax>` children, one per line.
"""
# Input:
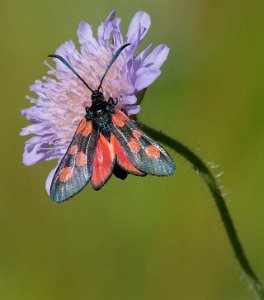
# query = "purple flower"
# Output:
<box><xmin>20</xmin><ymin>11</ymin><xmax>169</xmax><ymax>193</ymax></box>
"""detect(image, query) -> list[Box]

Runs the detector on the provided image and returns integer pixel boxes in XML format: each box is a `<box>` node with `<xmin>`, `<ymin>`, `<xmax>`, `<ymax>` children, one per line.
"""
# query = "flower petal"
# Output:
<box><xmin>45</xmin><ymin>165</ymin><xmax>58</xmax><ymax>195</ymax></box>
<box><xmin>20</xmin><ymin>124</ymin><xmax>46</xmax><ymax>136</ymax></box>
<box><xmin>137</xmin><ymin>44</ymin><xmax>152</xmax><ymax>62</ymax></box>
<box><xmin>113</xmin><ymin>18</ymin><xmax>123</xmax><ymax>48</ymax></box>
<box><xmin>97</xmin><ymin>11</ymin><xmax>116</xmax><ymax>45</ymax></box>
<box><xmin>126</xmin><ymin>11</ymin><xmax>151</xmax><ymax>45</ymax></box>
<box><xmin>23</xmin><ymin>142</ymin><xmax>47</xmax><ymax>166</ymax></box>
<box><xmin>123</xmin><ymin>95</ymin><xmax>137</xmax><ymax>104</ymax></box>
<box><xmin>142</xmin><ymin>44</ymin><xmax>170</xmax><ymax>69</ymax></box>
<box><xmin>126</xmin><ymin>105</ymin><xmax>141</xmax><ymax>116</ymax></box>
<box><xmin>135</xmin><ymin>68</ymin><xmax>161</xmax><ymax>90</ymax></box>
<box><xmin>77</xmin><ymin>21</ymin><xmax>97</xmax><ymax>46</ymax></box>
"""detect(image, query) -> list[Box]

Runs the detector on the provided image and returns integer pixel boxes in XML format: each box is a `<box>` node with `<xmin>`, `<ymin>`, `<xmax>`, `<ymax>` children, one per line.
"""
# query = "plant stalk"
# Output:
<box><xmin>142</xmin><ymin>124</ymin><xmax>264</xmax><ymax>300</ymax></box>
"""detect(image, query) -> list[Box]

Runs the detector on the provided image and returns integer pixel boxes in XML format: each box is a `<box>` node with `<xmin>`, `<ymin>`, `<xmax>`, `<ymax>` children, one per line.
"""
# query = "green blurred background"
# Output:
<box><xmin>1</xmin><ymin>0</ymin><xmax>263</xmax><ymax>299</ymax></box>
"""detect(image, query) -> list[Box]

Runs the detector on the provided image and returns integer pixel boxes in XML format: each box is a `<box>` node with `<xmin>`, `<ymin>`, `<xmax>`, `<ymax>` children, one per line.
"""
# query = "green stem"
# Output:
<box><xmin>142</xmin><ymin>124</ymin><xmax>264</xmax><ymax>300</ymax></box>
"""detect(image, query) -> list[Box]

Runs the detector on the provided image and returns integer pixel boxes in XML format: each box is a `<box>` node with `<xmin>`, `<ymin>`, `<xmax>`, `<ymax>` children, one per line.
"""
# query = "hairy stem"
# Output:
<box><xmin>142</xmin><ymin>124</ymin><xmax>264</xmax><ymax>300</ymax></box>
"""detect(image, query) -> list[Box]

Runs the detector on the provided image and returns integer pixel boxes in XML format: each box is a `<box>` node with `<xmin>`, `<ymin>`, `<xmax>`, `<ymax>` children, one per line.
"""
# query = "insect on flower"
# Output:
<box><xmin>20</xmin><ymin>11</ymin><xmax>176</xmax><ymax>202</ymax></box>
<box><xmin>48</xmin><ymin>44</ymin><xmax>175</xmax><ymax>202</ymax></box>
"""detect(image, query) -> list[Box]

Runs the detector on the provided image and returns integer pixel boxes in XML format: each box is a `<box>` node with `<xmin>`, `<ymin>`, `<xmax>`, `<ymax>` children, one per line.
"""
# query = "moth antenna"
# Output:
<box><xmin>48</xmin><ymin>54</ymin><xmax>94</xmax><ymax>93</ymax></box>
<box><xmin>97</xmin><ymin>43</ymin><xmax>130</xmax><ymax>91</ymax></box>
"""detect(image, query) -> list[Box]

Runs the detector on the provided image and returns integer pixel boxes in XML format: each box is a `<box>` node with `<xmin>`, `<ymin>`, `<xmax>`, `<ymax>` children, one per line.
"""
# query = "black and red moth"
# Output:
<box><xmin>49</xmin><ymin>44</ymin><xmax>175</xmax><ymax>202</ymax></box>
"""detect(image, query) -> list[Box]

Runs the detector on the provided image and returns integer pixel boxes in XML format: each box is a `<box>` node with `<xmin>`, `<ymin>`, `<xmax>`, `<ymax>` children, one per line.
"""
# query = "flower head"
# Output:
<box><xmin>20</xmin><ymin>11</ymin><xmax>169</xmax><ymax>192</ymax></box>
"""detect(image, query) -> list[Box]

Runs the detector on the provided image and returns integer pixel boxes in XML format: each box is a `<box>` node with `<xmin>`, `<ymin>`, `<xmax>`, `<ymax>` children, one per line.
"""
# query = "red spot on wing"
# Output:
<box><xmin>111</xmin><ymin>134</ymin><xmax>143</xmax><ymax>175</ymax></box>
<box><xmin>70</xmin><ymin>145</ymin><xmax>78</xmax><ymax>155</ymax></box>
<box><xmin>146</xmin><ymin>145</ymin><xmax>160</xmax><ymax>159</ymax></box>
<box><xmin>59</xmin><ymin>167</ymin><xmax>73</xmax><ymax>182</ymax></box>
<box><xmin>129</xmin><ymin>138</ymin><xmax>141</xmax><ymax>153</ymax></box>
<box><xmin>76</xmin><ymin>151</ymin><xmax>87</xmax><ymax>167</ymax></box>
<box><xmin>132</xmin><ymin>130</ymin><xmax>141</xmax><ymax>138</ymax></box>
<box><xmin>91</xmin><ymin>134</ymin><xmax>114</xmax><ymax>188</ymax></box>
<box><xmin>112</xmin><ymin>114</ymin><xmax>125</xmax><ymax>127</ymax></box>
<box><xmin>76</xmin><ymin>118</ymin><xmax>87</xmax><ymax>135</ymax></box>
<box><xmin>115</xmin><ymin>109</ymin><xmax>130</xmax><ymax>121</ymax></box>
<box><xmin>82</xmin><ymin>121</ymin><xmax>92</xmax><ymax>137</ymax></box>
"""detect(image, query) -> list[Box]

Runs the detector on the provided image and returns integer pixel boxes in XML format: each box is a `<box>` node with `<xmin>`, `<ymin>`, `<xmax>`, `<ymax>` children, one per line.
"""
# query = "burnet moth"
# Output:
<box><xmin>49</xmin><ymin>44</ymin><xmax>175</xmax><ymax>202</ymax></box>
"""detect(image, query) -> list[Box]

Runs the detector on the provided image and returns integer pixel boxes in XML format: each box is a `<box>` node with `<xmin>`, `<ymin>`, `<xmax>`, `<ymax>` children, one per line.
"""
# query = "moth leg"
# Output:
<box><xmin>108</xmin><ymin>97</ymin><xmax>118</xmax><ymax>106</ymax></box>
<box><xmin>121</xmin><ymin>108</ymin><xmax>128</xmax><ymax>115</ymax></box>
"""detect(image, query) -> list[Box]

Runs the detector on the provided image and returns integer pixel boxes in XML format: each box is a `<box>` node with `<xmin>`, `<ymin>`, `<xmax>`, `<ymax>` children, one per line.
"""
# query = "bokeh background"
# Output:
<box><xmin>1</xmin><ymin>0</ymin><xmax>263</xmax><ymax>299</ymax></box>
